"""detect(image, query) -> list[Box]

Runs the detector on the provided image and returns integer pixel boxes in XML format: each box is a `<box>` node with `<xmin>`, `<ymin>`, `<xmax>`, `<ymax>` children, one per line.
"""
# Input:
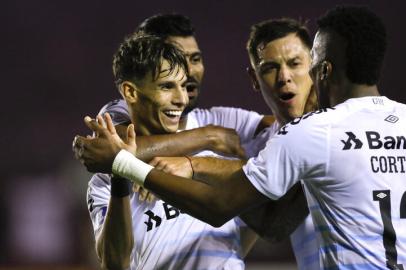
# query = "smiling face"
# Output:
<box><xmin>127</xmin><ymin>60</ymin><xmax>188</xmax><ymax>135</ymax></box>
<box><xmin>253</xmin><ymin>33</ymin><xmax>313</xmax><ymax>124</ymax></box>
<box><xmin>166</xmin><ymin>36</ymin><xmax>204</xmax><ymax>114</ymax></box>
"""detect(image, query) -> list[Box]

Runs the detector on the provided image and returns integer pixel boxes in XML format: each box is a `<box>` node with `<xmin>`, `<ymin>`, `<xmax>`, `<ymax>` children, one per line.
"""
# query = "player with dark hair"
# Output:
<box><xmin>79</xmin><ymin>6</ymin><xmax>406</xmax><ymax>269</ymax></box>
<box><xmin>76</xmin><ymin>14</ymin><xmax>272</xmax><ymax>270</ymax></box>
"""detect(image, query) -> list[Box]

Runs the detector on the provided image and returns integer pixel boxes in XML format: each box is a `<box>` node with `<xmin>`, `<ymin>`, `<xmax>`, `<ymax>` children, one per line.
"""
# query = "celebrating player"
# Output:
<box><xmin>80</xmin><ymin>6</ymin><xmax>406</xmax><ymax>268</ymax></box>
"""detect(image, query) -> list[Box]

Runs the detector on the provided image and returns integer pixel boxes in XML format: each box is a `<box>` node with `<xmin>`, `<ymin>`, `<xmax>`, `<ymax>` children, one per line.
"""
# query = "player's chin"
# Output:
<box><xmin>162</xmin><ymin>123</ymin><xmax>179</xmax><ymax>133</ymax></box>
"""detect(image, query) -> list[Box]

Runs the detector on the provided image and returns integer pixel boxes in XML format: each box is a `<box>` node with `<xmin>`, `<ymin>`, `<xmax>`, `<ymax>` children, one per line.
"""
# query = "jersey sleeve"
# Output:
<box><xmin>243</xmin><ymin>116</ymin><xmax>328</xmax><ymax>200</ymax></box>
<box><xmin>87</xmin><ymin>173</ymin><xmax>111</xmax><ymax>236</ymax></box>
<box><xmin>98</xmin><ymin>99</ymin><xmax>131</xmax><ymax>125</ymax></box>
<box><xmin>191</xmin><ymin>107</ymin><xmax>263</xmax><ymax>143</ymax></box>
<box><xmin>242</xmin><ymin>122</ymin><xmax>279</xmax><ymax>158</ymax></box>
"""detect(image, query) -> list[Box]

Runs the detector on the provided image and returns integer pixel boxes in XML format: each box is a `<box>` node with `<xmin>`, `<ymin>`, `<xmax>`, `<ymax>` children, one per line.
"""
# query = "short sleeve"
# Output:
<box><xmin>87</xmin><ymin>173</ymin><xmax>111</xmax><ymax>236</ymax></box>
<box><xmin>243</xmin><ymin>117</ymin><xmax>327</xmax><ymax>200</ymax></box>
<box><xmin>98</xmin><ymin>99</ymin><xmax>131</xmax><ymax>125</ymax></box>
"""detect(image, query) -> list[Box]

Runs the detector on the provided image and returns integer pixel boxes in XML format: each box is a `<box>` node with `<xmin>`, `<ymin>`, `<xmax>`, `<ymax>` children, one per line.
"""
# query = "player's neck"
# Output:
<box><xmin>178</xmin><ymin>115</ymin><xmax>188</xmax><ymax>130</ymax></box>
<box><xmin>332</xmin><ymin>83</ymin><xmax>380</xmax><ymax>107</ymax></box>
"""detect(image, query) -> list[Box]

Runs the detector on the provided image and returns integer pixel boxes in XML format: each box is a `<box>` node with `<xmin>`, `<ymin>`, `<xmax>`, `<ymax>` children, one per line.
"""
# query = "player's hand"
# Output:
<box><xmin>149</xmin><ymin>157</ymin><xmax>193</xmax><ymax>178</ymax></box>
<box><xmin>72</xmin><ymin>113</ymin><xmax>137</xmax><ymax>173</ymax></box>
<box><xmin>204</xmin><ymin>125</ymin><xmax>246</xmax><ymax>159</ymax></box>
<box><xmin>133</xmin><ymin>184</ymin><xmax>156</xmax><ymax>203</ymax></box>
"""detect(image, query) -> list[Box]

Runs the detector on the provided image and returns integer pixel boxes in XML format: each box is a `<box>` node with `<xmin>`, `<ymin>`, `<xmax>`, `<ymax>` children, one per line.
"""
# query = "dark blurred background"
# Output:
<box><xmin>1</xmin><ymin>0</ymin><xmax>405</xmax><ymax>269</ymax></box>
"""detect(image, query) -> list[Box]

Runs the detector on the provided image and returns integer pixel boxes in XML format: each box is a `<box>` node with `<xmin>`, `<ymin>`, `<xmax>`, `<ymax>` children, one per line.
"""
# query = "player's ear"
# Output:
<box><xmin>120</xmin><ymin>81</ymin><xmax>138</xmax><ymax>103</ymax></box>
<box><xmin>246</xmin><ymin>66</ymin><xmax>260</xmax><ymax>91</ymax></box>
<box><xmin>320</xmin><ymin>61</ymin><xmax>332</xmax><ymax>81</ymax></box>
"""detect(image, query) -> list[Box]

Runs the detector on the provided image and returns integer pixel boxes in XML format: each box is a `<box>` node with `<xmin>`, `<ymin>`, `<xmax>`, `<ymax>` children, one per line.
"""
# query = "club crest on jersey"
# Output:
<box><xmin>341</xmin><ymin>131</ymin><xmax>406</xmax><ymax>150</ymax></box>
<box><xmin>277</xmin><ymin>107</ymin><xmax>335</xmax><ymax>135</ymax></box>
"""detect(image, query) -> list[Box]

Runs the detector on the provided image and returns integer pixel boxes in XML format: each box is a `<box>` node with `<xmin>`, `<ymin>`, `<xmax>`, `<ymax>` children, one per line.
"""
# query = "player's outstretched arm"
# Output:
<box><xmin>95</xmin><ymin>177</ymin><xmax>134</xmax><ymax>270</ymax></box>
<box><xmin>152</xmin><ymin>155</ymin><xmax>308</xmax><ymax>243</ymax></box>
<box><xmin>74</xmin><ymin>122</ymin><xmax>246</xmax><ymax>173</ymax></box>
<box><xmin>81</xmin><ymin>114</ymin><xmax>268</xmax><ymax>226</ymax></box>
<box><xmin>239</xmin><ymin>182</ymin><xmax>309</xmax><ymax>242</ymax></box>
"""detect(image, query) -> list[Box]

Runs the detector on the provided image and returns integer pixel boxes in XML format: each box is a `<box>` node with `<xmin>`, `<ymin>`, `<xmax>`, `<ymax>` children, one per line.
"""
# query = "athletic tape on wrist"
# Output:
<box><xmin>112</xmin><ymin>150</ymin><xmax>154</xmax><ymax>186</ymax></box>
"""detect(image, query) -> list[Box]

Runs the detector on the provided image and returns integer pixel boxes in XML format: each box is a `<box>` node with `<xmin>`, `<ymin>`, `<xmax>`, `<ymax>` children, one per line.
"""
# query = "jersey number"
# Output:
<box><xmin>373</xmin><ymin>190</ymin><xmax>406</xmax><ymax>270</ymax></box>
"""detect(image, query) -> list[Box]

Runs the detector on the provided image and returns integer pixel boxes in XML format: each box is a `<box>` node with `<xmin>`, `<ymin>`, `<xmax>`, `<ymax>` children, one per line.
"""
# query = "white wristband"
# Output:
<box><xmin>112</xmin><ymin>150</ymin><xmax>154</xmax><ymax>186</ymax></box>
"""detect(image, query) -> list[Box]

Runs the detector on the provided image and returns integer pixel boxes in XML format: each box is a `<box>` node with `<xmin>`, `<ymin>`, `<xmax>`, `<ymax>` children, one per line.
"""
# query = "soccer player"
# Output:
<box><xmin>81</xmin><ymin>6</ymin><xmax>406</xmax><ymax>269</ymax></box>
<box><xmin>75</xmin><ymin>15</ymin><xmax>319</xmax><ymax>269</ymax></box>
<box><xmin>81</xmin><ymin>27</ymin><xmax>264</xmax><ymax>270</ymax></box>
<box><xmin>152</xmin><ymin>18</ymin><xmax>319</xmax><ymax>269</ymax></box>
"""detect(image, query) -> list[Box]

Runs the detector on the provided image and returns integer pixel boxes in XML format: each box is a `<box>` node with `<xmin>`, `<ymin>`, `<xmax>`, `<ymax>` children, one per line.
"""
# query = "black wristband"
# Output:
<box><xmin>111</xmin><ymin>176</ymin><xmax>131</xmax><ymax>197</ymax></box>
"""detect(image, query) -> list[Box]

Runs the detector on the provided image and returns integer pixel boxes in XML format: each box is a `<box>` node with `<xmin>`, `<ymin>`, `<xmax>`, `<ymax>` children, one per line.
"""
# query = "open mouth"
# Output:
<box><xmin>163</xmin><ymin>110</ymin><xmax>183</xmax><ymax>119</ymax></box>
<box><xmin>279</xmin><ymin>92</ymin><xmax>295</xmax><ymax>101</ymax></box>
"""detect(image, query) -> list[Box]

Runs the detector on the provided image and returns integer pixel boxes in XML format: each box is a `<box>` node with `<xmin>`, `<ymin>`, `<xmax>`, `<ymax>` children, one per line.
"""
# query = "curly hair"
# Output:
<box><xmin>247</xmin><ymin>18</ymin><xmax>312</xmax><ymax>65</ymax></box>
<box><xmin>317</xmin><ymin>6</ymin><xmax>387</xmax><ymax>85</ymax></box>
<box><xmin>112</xmin><ymin>35</ymin><xmax>188</xmax><ymax>86</ymax></box>
<box><xmin>135</xmin><ymin>14</ymin><xmax>195</xmax><ymax>39</ymax></box>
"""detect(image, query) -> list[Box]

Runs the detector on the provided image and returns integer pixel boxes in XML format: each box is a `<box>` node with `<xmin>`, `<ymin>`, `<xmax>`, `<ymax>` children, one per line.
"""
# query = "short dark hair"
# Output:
<box><xmin>247</xmin><ymin>18</ymin><xmax>312</xmax><ymax>65</ymax></box>
<box><xmin>317</xmin><ymin>6</ymin><xmax>387</xmax><ymax>85</ymax></box>
<box><xmin>112</xmin><ymin>35</ymin><xmax>188</xmax><ymax>86</ymax></box>
<box><xmin>135</xmin><ymin>14</ymin><xmax>195</xmax><ymax>39</ymax></box>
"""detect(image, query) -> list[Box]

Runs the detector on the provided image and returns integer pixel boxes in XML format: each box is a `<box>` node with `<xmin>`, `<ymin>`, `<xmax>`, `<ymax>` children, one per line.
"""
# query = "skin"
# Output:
<box><xmin>152</xmin><ymin>33</ymin><xmax>315</xmax><ymax>240</ymax></box>
<box><xmin>79</xmin><ymin>33</ymin><xmax>316</xmax><ymax>229</ymax></box>
<box><xmin>74</xmin><ymin>32</ymin><xmax>277</xmax><ymax>268</ymax></box>
<box><xmin>166</xmin><ymin>36</ymin><xmax>204</xmax><ymax>117</ymax></box>
<box><xmin>94</xmin><ymin>61</ymin><xmax>188</xmax><ymax>269</ymax></box>
<box><xmin>310</xmin><ymin>30</ymin><xmax>380</xmax><ymax>108</ymax></box>
<box><xmin>120</xmin><ymin>60</ymin><xmax>188</xmax><ymax>135</ymax></box>
<box><xmin>249</xmin><ymin>33</ymin><xmax>314</xmax><ymax>126</ymax></box>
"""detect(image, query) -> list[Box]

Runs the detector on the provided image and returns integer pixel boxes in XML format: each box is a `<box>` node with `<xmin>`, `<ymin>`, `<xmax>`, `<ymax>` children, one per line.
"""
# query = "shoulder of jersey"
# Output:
<box><xmin>89</xmin><ymin>173</ymin><xmax>111</xmax><ymax>187</ymax></box>
<box><xmin>277</xmin><ymin>107</ymin><xmax>337</xmax><ymax>136</ymax></box>
<box><xmin>98</xmin><ymin>99</ymin><xmax>128</xmax><ymax>115</ymax></box>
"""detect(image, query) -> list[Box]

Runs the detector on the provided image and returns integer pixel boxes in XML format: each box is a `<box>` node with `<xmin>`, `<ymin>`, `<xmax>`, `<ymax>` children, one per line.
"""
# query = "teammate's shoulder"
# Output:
<box><xmin>98</xmin><ymin>99</ymin><xmax>130</xmax><ymax>125</ymax></box>
<box><xmin>98</xmin><ymin>99</ymin><xmax>127</xmax><ymax>114</ymax></box>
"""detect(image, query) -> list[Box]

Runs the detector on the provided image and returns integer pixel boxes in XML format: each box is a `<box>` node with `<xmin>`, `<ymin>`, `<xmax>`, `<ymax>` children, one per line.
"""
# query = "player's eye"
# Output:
<box><xmin>190</xmin><ymin>53</ymin><xmax>202</xmax><ymax>64</ymax></box>
<box><xmin>159</xmin><ymin>83</ymin><xmax>174</xmax><ymax>90</ymax></box>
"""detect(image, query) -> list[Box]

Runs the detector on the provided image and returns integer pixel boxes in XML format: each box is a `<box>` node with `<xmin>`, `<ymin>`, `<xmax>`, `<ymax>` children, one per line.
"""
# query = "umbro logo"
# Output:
<box><xmin>385</xmin><ymin>115</ymin><xmax>399</xmax><ymax>123</ymax></box>
<box><xmin>341</xmin><ymin>132</ymin><xmax>363</xmax><ymax>150</ymax></box>
<box><xmin>375</xmin><ymin>192</ymin><xmax>387</xmax><ymax>199</ymax></box>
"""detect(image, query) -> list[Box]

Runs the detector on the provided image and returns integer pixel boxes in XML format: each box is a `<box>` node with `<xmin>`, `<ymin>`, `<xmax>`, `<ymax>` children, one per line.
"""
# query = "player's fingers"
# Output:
<box><xmin>146</xmin><ymin>193</ymin><xmax>155</xmax><ymax>203</ymax></box>
<box><xmin>84</xmin><ymin>116</ymin><xmax>106</xmax><ymax>135</ymax></box>
<box><xmin>72</xmin><ymin>135</ymin><xmax>82</xmax><ymax>150</ymax></box>
<box><xmin>154</xmin><ymin>161</ymin><xmax>165</xmax><ymax>171</ymax></box>
<box><xmin>126</xmin><ymin>124</ymin><xmax>136</xmax><ymax>146</ymax></box>
<box><xmin>104</xmin><ymin>113</ymin><xmax>117</xmax><ymax>135</ymax></box>
<box><xmin>139</xmin><ymin>188</ymin><xmax>148</xmax><ymax>201</ymax></box>
<box><xmin>133</xmin><ymin>184</ymin><xmax>140</xmax><ymax>193</ymax></box>
<box><xmin>149</xmin><ymin>157</ymin><xmax>160</xmax><ymax>167</ymax></box>
<box><xmin>97</xmin><ymin>115</ymin><xmax>106</xmax><ymax>128</ymax></box>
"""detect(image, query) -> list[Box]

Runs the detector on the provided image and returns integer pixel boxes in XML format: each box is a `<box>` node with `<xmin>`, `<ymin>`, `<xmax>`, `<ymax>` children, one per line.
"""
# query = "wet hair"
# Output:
<box><xmin>247</xmin><ymin>18</ymin><xmax>312</xmax><ymax>65</ymax></box>
<box><xmin>317</xmin><ymin>6</ymin><xmax>387</xmax><ymax>85</ymax></box>
<box><xmin>112</xmin><ymin>35</ymin><xmax>188</xmax><ymax>86</ymax></box>
<box><xmin>135</xmin><ymin>14</ymin><xmax>195</xmax><ymax>39</ymax></box>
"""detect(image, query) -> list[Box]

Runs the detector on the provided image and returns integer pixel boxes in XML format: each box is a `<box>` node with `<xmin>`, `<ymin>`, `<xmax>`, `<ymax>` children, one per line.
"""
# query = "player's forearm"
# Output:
<box><xmin>96</xmin><ymin>182</ymin><xmax>133</xmax><ymax>270</ymax></box>
<box><xmin>135</xmin><ymin>128</ymin><xmax>212</xmax><ymax>162</ymax></box>
<box><xmin>239</xmin><ymin>183</ymin><xmax>309</xmax><ymax>242</ymax></box>
<box><xmin>190</xmin><ymin>157</ymin><xmax>245</xmax><ymax>185</ymax></box>
<box><xmin>144</xmin><ymin>168</ymin><xmax>267</xmax><ymax>227</ymax></box>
